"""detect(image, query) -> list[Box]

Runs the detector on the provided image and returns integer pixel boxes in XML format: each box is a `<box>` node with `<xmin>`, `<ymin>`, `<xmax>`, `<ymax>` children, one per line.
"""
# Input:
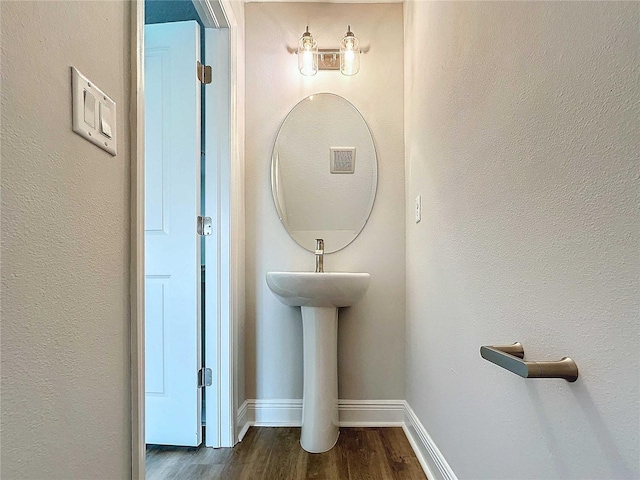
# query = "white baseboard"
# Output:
<box><xmin>237</xmin><ymin>399</ymin><xmax>405</xmax><ymax>428</ymax></box>
<box><xmin>236</xmin><ymin>398</ymin><xmax>456</xmax><ymax>480</ymax></box>
<box><xmin>403</xmin><ymin>403</ymin><xmax>457</xmax><ymax>480</ymax></box>
<box><xmin>339</xmin><ymin>399</ymin><xmax>405</xmax><ymax>426</ymax></box>
<box><xmin>236</xmin><ymin>400</ymin><xmax>250</xmax><ymax>441</ymax></box>
<box><xmin>251</xmin><ymin>398</ymin><xmax>302</xmax><ymax>426</ymax></box>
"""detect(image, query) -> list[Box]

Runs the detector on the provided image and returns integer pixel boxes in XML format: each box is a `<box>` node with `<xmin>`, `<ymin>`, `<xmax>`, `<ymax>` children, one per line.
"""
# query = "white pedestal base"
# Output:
<box><xmin>300</xmin><ymin>306</ymin><xmax>339</xmax><ymax>453</ymax></box>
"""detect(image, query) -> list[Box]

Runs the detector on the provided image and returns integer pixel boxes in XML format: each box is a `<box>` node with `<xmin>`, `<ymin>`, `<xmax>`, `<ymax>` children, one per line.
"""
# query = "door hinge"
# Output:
<box><xmin>197</xmin><ymin>216</ymin><xmax>212</xmax><ymax>236</ymax></box>
<box><xmin>197</xmin><ymin>61</ymin><xmax>212</xmax><ymax>85</ymax></box>
<box><xmin>198</xmin><ymin>367</ymin><xmax>213</xmax><ymax>388</ymax></box>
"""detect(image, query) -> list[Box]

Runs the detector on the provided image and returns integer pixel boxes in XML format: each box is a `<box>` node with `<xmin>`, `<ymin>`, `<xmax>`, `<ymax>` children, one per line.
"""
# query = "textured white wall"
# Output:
<box><xmin>245</xmin><ymin>3</ymin><xmax>404</xmax><ymax>401</ymax></box>
<box><xmin>1</xmin><ymin>2</ymin><xmax>131</xmax><ymax>479</ymax></box>
<box><xmin>404</xmin><ymin>2</ymin><xmax>639</xmax><ymax>478</ymax></box>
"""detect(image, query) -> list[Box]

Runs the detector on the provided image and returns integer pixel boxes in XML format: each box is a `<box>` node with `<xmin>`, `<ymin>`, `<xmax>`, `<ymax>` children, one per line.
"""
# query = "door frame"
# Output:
<box><xmin>130</xmin><ymin>0</ymin><xmax>243</xmax><ymax>477</ymax></box>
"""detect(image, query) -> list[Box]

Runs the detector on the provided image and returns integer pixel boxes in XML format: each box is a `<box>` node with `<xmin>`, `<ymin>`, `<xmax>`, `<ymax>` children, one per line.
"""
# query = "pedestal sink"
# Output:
<box><xmin>266</xmin><ymin>271</ymin><xmax>371</xmax><ymax>453</ymax></box>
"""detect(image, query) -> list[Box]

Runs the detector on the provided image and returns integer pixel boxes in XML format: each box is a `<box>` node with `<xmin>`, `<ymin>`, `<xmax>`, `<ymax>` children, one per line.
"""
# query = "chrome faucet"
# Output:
<box><xmin>315</xmin><ymin>239</ymin><xmax>324</xmax><ymax>273</ymax></box>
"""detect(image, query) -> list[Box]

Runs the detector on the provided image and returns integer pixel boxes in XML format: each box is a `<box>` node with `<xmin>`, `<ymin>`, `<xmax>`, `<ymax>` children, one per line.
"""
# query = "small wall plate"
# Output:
<box><xmin>71</xmin><ymin>67</ymin><xmax>117</xmax><ymax>156</ymax></box>
<box><xmin>330</xmin><ymin>147</ymin><xmax>356</xmax><ymax>174</ymax></box>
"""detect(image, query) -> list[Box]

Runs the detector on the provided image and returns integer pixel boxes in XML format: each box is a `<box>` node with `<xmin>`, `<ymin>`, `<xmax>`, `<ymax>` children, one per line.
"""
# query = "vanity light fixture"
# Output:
<box><xmin>296</xmin><ymin>26</ymin><xmax>361</xmax><ymax>76</ymax></box>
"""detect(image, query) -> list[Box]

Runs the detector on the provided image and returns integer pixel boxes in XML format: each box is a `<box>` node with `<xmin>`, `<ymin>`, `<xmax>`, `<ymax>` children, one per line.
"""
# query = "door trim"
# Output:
<box><xmin>204</xmin><ymin>27</ymin><xmax>234</xmax><ymax>448</ymax></box>
<box><xmin>130</xmin><ymin>1</ymin><xmax>145</xmax><ymax>478</ymax></box>
<box><xmin>130</xmin><ymin>0</ymin><xmax>242</xmax><ymax>476</ymax></box>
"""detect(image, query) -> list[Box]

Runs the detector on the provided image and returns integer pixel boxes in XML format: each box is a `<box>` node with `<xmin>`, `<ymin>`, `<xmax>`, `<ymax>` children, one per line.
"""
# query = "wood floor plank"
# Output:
<box><xmin>146</xmin><ymin>427</ymin><xmax>427</xmax><ymax>480</ymax></box>
<box><xmin>345</xmin><ymin>427</ymin><xmax>387</xmax><ymax>480</ymax></box>
<box><xmin>304</xmin><ymin>433</ymin><xmax>349</xmax><ymax>480</ymax></box>
<box><xmin>333</xmin><ymin>431</ymin><xmax>351</xmax><ymax>480</ymax></box>
<box><xmin>377</xmin><ymin>427</ymin><xmax>426</xmax><ymax>479</ymax></box>
<box><xmin>220</xmin><ymin>427</ymin><xmax>274</xmax><ymax>479</ymax></box>
<box><xmin>146</xmin><ymin>446</ymin><xmax>198</xmax><ymax>479</ymax></box>
<box><xmin>367</xmin><ymin>428</ymin><xmax>399</xmax><ymax>479</ymax></box>
<box><xmin>262</xmin><ymin>428</ymin><xmax>307</xmax><ymax>480</ymax></box>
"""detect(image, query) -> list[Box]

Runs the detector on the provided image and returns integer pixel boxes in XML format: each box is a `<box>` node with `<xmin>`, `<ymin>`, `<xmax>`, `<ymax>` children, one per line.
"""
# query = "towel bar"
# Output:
<box><xmin>480</xmin><ymin>342</ymin><xmax>578</xmax><ymax>382</ymax></box>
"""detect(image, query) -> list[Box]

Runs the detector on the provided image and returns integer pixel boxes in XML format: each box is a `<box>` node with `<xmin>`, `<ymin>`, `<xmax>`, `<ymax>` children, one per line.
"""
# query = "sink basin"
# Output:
<box><xmin>265</xmin><ymin>271</ymin><xmax>371</xmax><ymax>453</ymax></box>
<box><xmin>266</xmin><ymin>271</ymin><xmax>370</xmax><ymax>308</ymax></box>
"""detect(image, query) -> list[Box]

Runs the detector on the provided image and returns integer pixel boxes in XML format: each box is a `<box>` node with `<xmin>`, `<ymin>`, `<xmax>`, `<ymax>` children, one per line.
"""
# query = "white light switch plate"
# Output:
<box><xmin>415</xmin><ymin>195</ymin><xmax>421</xmax><ymax>223</ymax></box>
<box><xmin>71</xmin><ymin>67</ymin><xmax>117</xmax><ymax>156</ymax></box>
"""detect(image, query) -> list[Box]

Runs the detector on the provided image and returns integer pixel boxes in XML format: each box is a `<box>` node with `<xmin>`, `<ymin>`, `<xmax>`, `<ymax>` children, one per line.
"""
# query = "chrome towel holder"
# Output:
<box><xmin>480</xmin><ymin>342</ymin><xmax>578</xmax><ymax>382</ymax></box>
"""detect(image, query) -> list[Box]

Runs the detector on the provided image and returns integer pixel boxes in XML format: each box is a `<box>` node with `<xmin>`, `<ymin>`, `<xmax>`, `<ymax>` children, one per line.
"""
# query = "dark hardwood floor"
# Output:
<box><xmin>146</xmin><ymin>427</ymin><xmax>427</xmax><ymax>479</ymax></box>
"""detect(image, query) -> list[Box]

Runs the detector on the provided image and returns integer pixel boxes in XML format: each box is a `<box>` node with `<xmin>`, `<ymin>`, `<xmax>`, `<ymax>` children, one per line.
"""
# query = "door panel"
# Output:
<box><xmin>144</xmin><ymin>276</ymin><xmax>168</xmax><ymax>394</ymax></box>
<box><xmin>145</xmin><ymin>20</ymin><xmax>202</xmax><ymax>447</ymax></box>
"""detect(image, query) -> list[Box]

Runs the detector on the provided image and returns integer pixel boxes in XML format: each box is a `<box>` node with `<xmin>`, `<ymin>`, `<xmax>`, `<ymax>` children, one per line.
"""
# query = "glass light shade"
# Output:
<box><xmin>340</xmin><ymin>28</ymin><xmax>360</xmax><ymax>76</ymax></box>
<box><xmin>298</xmin><ymin>29</ymin><xmax>318</xmax><ymax>76</ymax></box>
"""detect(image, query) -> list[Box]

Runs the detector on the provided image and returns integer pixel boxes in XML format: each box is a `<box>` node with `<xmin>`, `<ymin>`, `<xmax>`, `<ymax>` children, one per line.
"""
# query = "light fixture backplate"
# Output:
<box><xmin>318</xmin><ymin>49</ymin><xmax>340</xmax><ymax>70</ymax></box>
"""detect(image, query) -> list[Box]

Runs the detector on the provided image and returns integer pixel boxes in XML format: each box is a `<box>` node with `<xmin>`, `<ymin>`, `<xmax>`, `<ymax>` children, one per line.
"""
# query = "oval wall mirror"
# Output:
<box><xmin>271</xmin><ymin>93</ymin><xmax>378</xmax><ymax>253</ymax></box>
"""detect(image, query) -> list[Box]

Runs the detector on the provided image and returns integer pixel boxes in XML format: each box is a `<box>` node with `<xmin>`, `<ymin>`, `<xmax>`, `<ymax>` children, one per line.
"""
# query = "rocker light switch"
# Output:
<box><xmin>71</xmin><ymin>67</ymin><xmax>117</xmax><ymax>156</ymax></box>
<box><xmin>99</xmin><ymin>102</ymin><xmax>113</xmax><ymax>139</ymax></box>
<box><xmin>83</xmin><ymin>91</ymin><xmax>96</xmax><ymax>128</ymax></box>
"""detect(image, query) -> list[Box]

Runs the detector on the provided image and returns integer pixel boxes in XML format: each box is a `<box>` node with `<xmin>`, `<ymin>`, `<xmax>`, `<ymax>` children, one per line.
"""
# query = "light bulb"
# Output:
<box><xmin>297</xmin><ymin>27</ymin><xmax>318</xmax><ymax>76</ymax></box>
<box><xmin>340</xmin><ymin>26</ymin><xmax>360</xmax><ymax>76</ymax></box>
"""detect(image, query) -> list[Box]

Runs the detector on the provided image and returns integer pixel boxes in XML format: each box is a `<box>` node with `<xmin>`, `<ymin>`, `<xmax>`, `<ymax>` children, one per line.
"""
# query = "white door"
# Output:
<box><xmin>144</xmin><ymin>20</ymin><xmax>202</xmax><ymax>447</ymax></box>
